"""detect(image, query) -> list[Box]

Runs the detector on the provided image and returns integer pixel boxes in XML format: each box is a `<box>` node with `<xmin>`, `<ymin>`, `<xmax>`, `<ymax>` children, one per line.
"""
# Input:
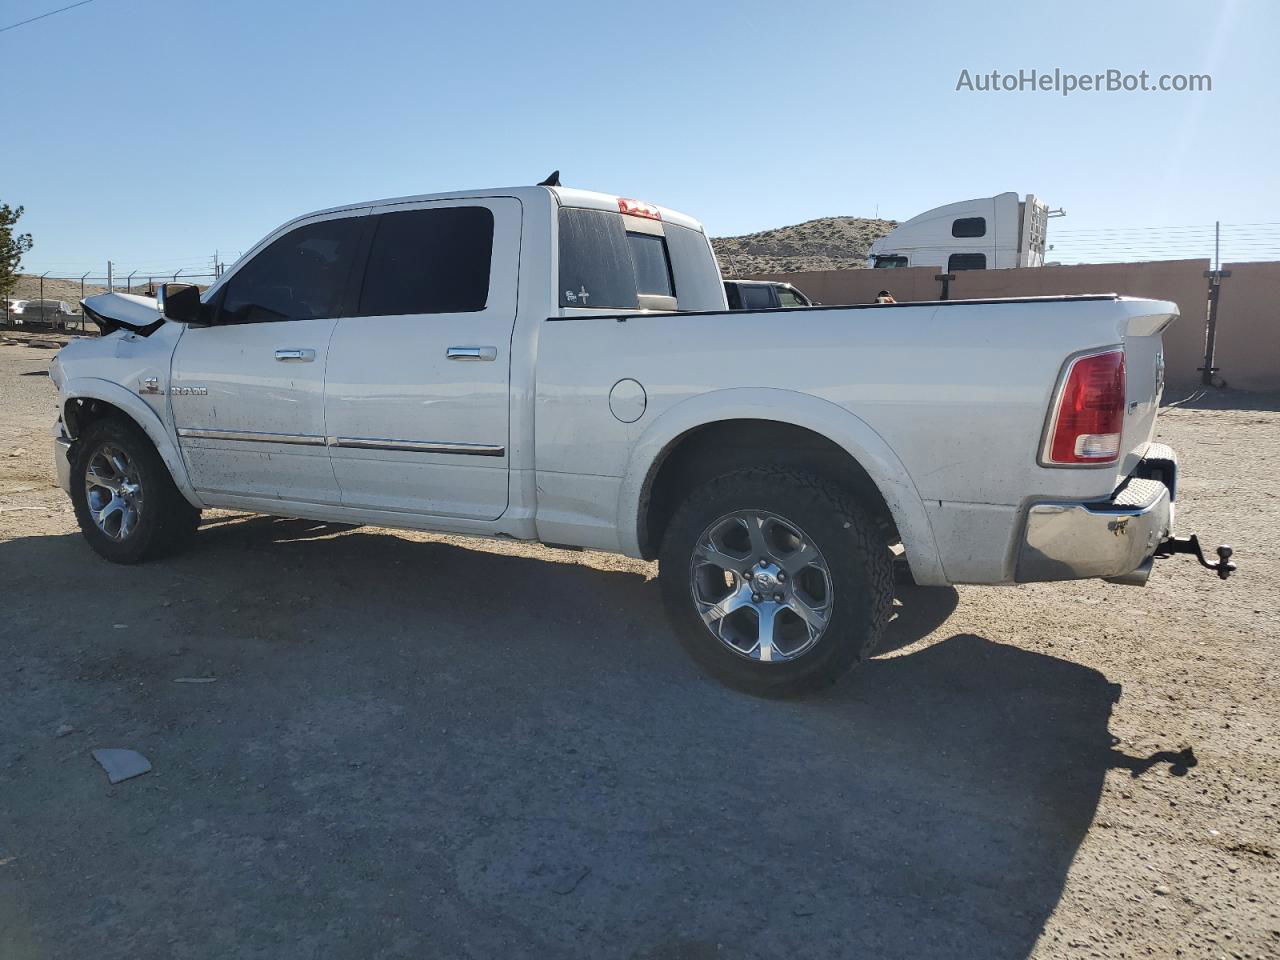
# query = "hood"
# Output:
<box><xmin>81</xmin><ymin>291</ymin><xmax>164</xmax><ymax>336</ymax></box>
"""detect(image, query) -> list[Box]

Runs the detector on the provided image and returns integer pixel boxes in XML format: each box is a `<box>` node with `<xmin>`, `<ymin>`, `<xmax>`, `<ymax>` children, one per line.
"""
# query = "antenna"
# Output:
<box><xmin>537</xmin><ymin>170</ymin><xmax>561</xmax><ymax>187</ymax></box>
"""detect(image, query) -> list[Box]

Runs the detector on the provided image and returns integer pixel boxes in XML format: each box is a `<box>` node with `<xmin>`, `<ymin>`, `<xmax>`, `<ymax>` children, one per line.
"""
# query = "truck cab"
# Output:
<box><xmin>868</xmin><ymin>192</ymin><xmax>1050</xmax><ymax>272</ymax></box>
<box><xmin>49</xmin><ymin>180</ymin><xmax>1232</xmax><ymax>699</ymax></box>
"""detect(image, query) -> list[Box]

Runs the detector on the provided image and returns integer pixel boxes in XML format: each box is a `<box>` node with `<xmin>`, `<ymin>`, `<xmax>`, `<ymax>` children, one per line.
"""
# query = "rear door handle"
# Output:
<box><xmin>274</xmin><ymin>349</ymin><xmax>315</xmax><ymax>362</ymax></box>
<box><xmin>447</xmin><ymin>346</ymin><xmax>497</xmax><ymax>361</ymax></box>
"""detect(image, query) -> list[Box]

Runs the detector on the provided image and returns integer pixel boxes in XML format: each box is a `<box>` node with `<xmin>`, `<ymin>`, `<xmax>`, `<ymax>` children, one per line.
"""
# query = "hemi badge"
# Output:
<box><xmin>140</xmin><ymin>377</ymin><xmax>163</xmax><ymax>395</ymax></box>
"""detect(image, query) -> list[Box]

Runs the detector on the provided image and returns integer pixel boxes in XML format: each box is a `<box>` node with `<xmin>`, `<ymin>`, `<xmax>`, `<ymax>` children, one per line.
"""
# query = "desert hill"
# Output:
<box><xmin>712</xmin><ymin>216</ymin><xmax>897</xmax><ymax>277</ymax></box>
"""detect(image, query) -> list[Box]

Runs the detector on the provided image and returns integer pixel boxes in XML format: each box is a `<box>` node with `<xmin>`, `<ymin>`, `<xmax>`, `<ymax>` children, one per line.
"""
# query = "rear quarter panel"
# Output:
<box><xmin>533</xmin><ymin>297</ymin><xmax>1170</xmax><ymax>582</ymax></box>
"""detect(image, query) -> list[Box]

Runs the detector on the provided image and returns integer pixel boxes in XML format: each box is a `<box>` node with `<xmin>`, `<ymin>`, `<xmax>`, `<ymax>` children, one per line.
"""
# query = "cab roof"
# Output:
<box><xmin>299</xmin><ymin>184</ymin><xmax>706</xmax><ymax>234</ymax></box>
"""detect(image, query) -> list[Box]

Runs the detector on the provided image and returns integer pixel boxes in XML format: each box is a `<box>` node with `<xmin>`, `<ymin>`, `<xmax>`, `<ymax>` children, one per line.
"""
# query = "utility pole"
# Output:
<box><xmin>1201</xmin><ymin>222</ymin><xmax>1229</xmax><ymax>388</ymax></box>
<box><xmin>39</xmin><ymin>271</ymin><xmax>48</xmax><ymax>310</ymax></box>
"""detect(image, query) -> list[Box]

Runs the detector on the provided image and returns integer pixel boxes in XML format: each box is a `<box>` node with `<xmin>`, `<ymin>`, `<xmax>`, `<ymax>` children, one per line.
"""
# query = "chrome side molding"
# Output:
<box><xmin>331</xmin><ymin>437</ymin><xmax>505</xmax><ymax>457</ymax></box>
<box><xmin>177</xmin><ymin>428</ymin><xmax>327</xmax><ymax>446</ymax></box>
<box><xmin>176</xmin><ymin>428</ymin><xmax>504</xmax><ymax>457</ymax></box>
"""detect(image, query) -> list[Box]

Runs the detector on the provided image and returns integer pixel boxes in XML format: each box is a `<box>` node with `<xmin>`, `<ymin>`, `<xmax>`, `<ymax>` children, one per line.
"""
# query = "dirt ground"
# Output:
<box><xmin>0</xmin><ymin>331</ymin><xmax>1276</xmax><ymax>960</ymax></box>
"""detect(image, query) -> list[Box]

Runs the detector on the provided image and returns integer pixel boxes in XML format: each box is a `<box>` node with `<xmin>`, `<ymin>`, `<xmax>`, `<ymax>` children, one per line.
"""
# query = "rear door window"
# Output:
<box><xmin>558</xmin><ymin>208</ymin><xmax>639</xmax><ymax>309</ymax></box>
<box><xmin>221</xmin><ymin>216</ymin><xmax>364</xmax><ymax>324</ymax></box>
<box><xmin>358</xmin><ymin>206</ymin><xmax>493</xmax><ymax>316</ymax></box>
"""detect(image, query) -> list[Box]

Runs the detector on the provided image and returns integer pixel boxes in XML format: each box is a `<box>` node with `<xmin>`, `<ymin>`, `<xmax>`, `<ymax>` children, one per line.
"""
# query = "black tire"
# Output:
<box><xmin>70</xmin><ymin>415</ymin><xmax>200</xmax><ymax>564</ymax></box>
<box><xmin>658</xmin><ymin>466</ymin><xmax>893</xmax><ymax>698</ymax></box>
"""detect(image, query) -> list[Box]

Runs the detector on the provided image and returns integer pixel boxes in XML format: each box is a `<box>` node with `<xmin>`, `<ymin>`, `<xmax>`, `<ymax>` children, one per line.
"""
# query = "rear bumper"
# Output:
<box><xmin>1016</xmin><ymin>472</ymin><xmax>1173</xmax><ymax>583</ymax></box>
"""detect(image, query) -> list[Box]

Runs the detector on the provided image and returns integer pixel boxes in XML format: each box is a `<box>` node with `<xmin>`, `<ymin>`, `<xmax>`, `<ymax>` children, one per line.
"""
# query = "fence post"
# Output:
<box><xmin>935</xmin><ymin>273</ymin><xmax>955</xmax><ymax>301</ymax></box>
<box><xmin>1200</xmin><ymin>269</ymin><xmax>1231</xmax><ymax>387</ymax></box>
<box><xmin>80</xmin><ymin>272</ymin><xmax>89</xmax><ymax>332</ymax></box>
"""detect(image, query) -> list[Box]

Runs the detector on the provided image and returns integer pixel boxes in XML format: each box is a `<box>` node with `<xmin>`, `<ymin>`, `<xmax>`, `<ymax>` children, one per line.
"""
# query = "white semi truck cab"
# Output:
<box><xmin>869</xmin><ymin>192</ymin><xmax>1051</xmax><ymax>272</ymax></box>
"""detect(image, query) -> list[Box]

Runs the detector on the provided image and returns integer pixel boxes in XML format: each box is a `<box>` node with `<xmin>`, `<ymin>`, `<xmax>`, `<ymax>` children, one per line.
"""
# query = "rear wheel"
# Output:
<box><xmin>658</xmin><ymin>467</ymin><xmax>893</xmax><ymax>698</ymax></box>
<box><xmin>70</xmin><ymin>416</ymin><xmax>200</xmax><ymax>564</ymax></box>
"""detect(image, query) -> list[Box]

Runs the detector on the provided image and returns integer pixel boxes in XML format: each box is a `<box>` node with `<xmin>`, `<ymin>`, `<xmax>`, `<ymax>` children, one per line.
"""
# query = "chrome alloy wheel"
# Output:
<box><xmin>689</xmin><ymin>509</ymin><xmax>834</xmax><ymax>663</ymax></box>
<box><xmin>84</xmin><ymin>444</ymin><xmax>144</xmax><ymax>541</ymax></box>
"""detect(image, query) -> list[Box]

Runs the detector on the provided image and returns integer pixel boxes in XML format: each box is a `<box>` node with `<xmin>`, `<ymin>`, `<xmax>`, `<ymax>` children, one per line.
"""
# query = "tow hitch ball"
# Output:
<box><xmin>1155</xmin><ymin>535</ymin><xmax>1237</xmax><ymax>580</ymax></box>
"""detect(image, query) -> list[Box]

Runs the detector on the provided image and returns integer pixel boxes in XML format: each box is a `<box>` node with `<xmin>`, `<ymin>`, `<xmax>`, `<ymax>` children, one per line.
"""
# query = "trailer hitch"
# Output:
<box><xmin>1155</xmin><ymin>535</ymin><xmax>1237</xmax><ymax>580</ymax></box>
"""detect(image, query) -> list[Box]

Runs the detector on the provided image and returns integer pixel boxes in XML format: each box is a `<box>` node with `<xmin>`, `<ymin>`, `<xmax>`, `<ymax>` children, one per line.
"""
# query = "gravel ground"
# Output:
<box><xmin>0</xmin><ymin>332</ymin><xmax>1276</xmax><ymax>959</ymax></box>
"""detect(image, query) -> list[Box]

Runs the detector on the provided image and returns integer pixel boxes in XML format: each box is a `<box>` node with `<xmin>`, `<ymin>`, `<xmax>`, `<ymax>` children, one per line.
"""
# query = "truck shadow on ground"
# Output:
<box><xmin>0</xmin><ymin>518</ymin><xmax>1198</xmax><ymax>960</ymax></box>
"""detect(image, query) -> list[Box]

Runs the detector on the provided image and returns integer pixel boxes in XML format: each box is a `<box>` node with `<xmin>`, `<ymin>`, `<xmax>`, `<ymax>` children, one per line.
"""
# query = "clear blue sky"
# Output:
<box><xmin>6</xmin><ymin>0</ymin><xmax>1277</xmax><ymax>277</ymax></box>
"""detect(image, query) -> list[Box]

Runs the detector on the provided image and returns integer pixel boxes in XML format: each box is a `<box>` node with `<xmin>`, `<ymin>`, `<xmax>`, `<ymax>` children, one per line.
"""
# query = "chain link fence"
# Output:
<box><xmin>2</xmin><ymin>271</ymin><xmax>219</xmax><ymax>333</ymax></box>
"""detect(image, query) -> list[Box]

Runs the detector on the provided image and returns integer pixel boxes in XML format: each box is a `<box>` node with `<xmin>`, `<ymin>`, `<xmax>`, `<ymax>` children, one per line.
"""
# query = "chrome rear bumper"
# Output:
<box><xmin>1016</xmin><ymin>477</ymin><xmax>1172</xmax><ymax>583</ymax></box>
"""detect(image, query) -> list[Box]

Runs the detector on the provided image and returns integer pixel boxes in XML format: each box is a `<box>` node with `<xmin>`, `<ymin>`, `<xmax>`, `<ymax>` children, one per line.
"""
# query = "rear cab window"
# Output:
<box><xmin>557</xmin><ymin>204</ymin><xmax>723</xmax><ymax>312</ymax></box>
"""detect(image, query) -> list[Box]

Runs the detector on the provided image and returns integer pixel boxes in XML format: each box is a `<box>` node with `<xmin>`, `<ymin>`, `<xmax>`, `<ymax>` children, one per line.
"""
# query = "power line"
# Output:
<box><xmin>0</xmin><ymin>0</ymin><xmax>99</xmax><ymax>34</ymax></box>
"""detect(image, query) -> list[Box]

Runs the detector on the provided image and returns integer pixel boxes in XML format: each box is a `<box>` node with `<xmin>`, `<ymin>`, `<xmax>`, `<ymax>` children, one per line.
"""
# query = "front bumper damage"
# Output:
<box><xmin>1016</xmin><ymin>445</ymin><xmax>1236</xmax><ymax>586</ymax></box>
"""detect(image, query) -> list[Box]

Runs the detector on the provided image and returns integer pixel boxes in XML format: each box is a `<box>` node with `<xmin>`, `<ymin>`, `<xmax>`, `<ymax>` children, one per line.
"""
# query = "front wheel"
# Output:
<box><xmin>658</xmin><ymin>467</ymin><xmax>893</xmax><ymax>698</ymax></box>
<box><xmin>69</xmin><ymin>416</ymin><xmax>200</xmax><ymax>564</ymax></box>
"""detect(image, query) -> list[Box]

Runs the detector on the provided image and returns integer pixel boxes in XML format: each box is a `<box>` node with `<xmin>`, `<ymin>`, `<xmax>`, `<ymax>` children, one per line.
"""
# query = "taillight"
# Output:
<box><xmin>617</xmin><ymin>197</ymin><xmax>662</xmax><ymax>220</ymax></box>
<box><xmin>1044</xmin><ymin>349</ymin><xmax>1126</xmax><ymax>465</ymax></box>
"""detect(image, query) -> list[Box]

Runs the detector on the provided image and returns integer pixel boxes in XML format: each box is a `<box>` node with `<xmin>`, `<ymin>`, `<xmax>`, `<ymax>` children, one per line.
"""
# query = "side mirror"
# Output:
<box><xmin>158</xmin><ymin>283</ymin><xmax>203</xmax><ymax>323</ymax></box>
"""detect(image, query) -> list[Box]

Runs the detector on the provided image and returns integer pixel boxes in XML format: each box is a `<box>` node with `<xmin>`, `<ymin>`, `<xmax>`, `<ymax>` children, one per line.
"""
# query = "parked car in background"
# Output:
<box><xmin>54</xmin><ymin>180</ymin><xmax>1232</xmax><ymax>698</ymax></box>
<box><xmin>3</xmin><ymin>298</ymin><xmax>28</xmax><ymax>321</ymax></box>
<box><xmin>724</xmin><ymin>279</ymin><xmax>814</xmax><ymax>309</ymax></box>
<box><xmin>21</xmin><ymin>299</ymin><xmax>76</xmax><ymax>329</ymax></box>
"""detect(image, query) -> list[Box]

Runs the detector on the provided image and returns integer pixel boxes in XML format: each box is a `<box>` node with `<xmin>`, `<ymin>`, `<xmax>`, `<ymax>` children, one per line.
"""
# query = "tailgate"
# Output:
<box><xmin>1116</xmin><ymin>299</ymin><xmax>1177</xmax><ymax>482</ymax></box>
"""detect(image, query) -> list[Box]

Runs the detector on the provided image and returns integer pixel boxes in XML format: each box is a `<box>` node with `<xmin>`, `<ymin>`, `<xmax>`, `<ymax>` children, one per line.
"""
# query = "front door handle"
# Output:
<box><xmin>447</xmin><ymin>346</ymin><xmax>497</xmax><ymax>361</ymax></box>
<box><xmin>274</xmin><ymin>349</ymin><xmax>315</xmax><ymax>362</ymax></box>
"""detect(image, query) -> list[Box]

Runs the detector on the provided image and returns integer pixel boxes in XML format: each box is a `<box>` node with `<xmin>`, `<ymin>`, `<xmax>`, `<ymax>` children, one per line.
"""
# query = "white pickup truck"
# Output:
<box><xmin>50</xmin><ymin>181</ymin><xmax>1234</xmax><ymax>697</ymax></box>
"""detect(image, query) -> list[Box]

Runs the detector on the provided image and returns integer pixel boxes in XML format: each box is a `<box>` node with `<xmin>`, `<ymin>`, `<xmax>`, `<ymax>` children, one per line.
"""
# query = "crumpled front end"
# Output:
<box><xmin>80</xmin><ymin>291</ymin><xmax>163</xmax><ymax>336</ymax></box>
